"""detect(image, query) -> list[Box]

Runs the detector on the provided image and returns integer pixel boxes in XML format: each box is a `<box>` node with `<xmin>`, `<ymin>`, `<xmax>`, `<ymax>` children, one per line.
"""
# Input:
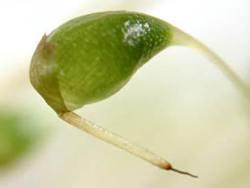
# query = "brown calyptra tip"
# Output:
<box><xmin>170</xmin><ymin>167</ymin><xmax>198</xmax><ymax>178</ymax></box>
<box><xmin>162</xmin><ymin>163</ymin><xmax>198</xmax><ymax>178</ymax></box>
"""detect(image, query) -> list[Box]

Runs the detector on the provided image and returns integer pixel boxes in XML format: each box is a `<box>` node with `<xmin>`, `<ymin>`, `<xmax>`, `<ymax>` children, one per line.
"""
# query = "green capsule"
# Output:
<box><xmin>30</xmin><ymin>11</ymin><xmax>249</xmax><ymax>114</ymax></box>
<box><xmin>30</xmin><ymin>11</ymin><xmax>173</xmax><ymax>113</ymax></box>
<box><xmin>29</xmin><ymin>11</ymin><xmax>248</xmax><ymax>177</ymax></box>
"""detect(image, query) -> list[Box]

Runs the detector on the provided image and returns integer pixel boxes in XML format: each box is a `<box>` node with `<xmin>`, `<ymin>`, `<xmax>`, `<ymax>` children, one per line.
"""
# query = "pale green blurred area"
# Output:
<box><xmin>0</xmin><ymin>0</ymin><xmax>250</xmax><ymax>188</ymax></box>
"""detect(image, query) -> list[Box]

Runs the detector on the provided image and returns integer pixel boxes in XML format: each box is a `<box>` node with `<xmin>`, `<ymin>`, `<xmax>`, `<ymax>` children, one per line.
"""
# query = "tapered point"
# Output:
<box><xmin>160</xmin><ymin>162</ymin><xmax>198</xmax><ymax>178</ymax></box>
<box><xmin>170</xmin><ymin>167</ymin><xmax>198</xmax><ymax>178</ymax></box>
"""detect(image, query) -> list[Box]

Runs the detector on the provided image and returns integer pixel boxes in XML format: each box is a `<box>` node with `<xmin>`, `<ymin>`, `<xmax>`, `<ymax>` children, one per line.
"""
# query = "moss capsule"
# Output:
<box><xmin>30</xmin><ymin>11</ymin><xmax>249</xmax><ymax>178</ymax></box>
<box><xmin>30</xmin><ymin>12</ymin><xmax>173</xmax><ymax>113</ymax></box>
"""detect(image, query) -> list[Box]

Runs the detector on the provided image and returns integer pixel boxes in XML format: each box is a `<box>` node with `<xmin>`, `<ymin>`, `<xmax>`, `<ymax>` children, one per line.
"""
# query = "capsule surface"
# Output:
<box><xmin>30</xmin><ymin>11</ymin><xmax>173</xmax><ymax>113</ymax></box>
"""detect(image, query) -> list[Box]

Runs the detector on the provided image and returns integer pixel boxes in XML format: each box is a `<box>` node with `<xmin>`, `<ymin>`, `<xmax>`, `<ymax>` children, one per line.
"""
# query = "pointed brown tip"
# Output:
<box><xmin>170</xmin><ymin>167</ymin><xmax>198</xmax><ymax>178</ymax></box>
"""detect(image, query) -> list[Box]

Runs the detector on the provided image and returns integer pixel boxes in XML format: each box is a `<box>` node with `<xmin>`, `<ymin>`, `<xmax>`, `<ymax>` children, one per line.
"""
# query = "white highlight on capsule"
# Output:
<box><xmin>122</xmin><ymin>20</ymin><xmax>151</xmax><ymax>46</ymax></box>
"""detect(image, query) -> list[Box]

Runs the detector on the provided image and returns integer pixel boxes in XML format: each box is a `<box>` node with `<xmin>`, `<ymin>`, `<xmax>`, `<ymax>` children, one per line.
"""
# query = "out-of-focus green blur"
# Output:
<box><xmin>0</xmin><ymin>0</ymin><xmax>249</xmax><ymax>188</ymax></box>
<box><xmin>0</xmin><ymin>110</ymin><xmax>41</xmax><ymax>167</ymax></box>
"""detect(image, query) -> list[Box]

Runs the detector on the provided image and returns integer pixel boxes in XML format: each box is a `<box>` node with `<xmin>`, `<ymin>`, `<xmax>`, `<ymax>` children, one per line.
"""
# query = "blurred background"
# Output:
<box><xmin>0</xmin><ymin>0</ymin><xmax>250</xmax><ymax>187</ymax></box>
